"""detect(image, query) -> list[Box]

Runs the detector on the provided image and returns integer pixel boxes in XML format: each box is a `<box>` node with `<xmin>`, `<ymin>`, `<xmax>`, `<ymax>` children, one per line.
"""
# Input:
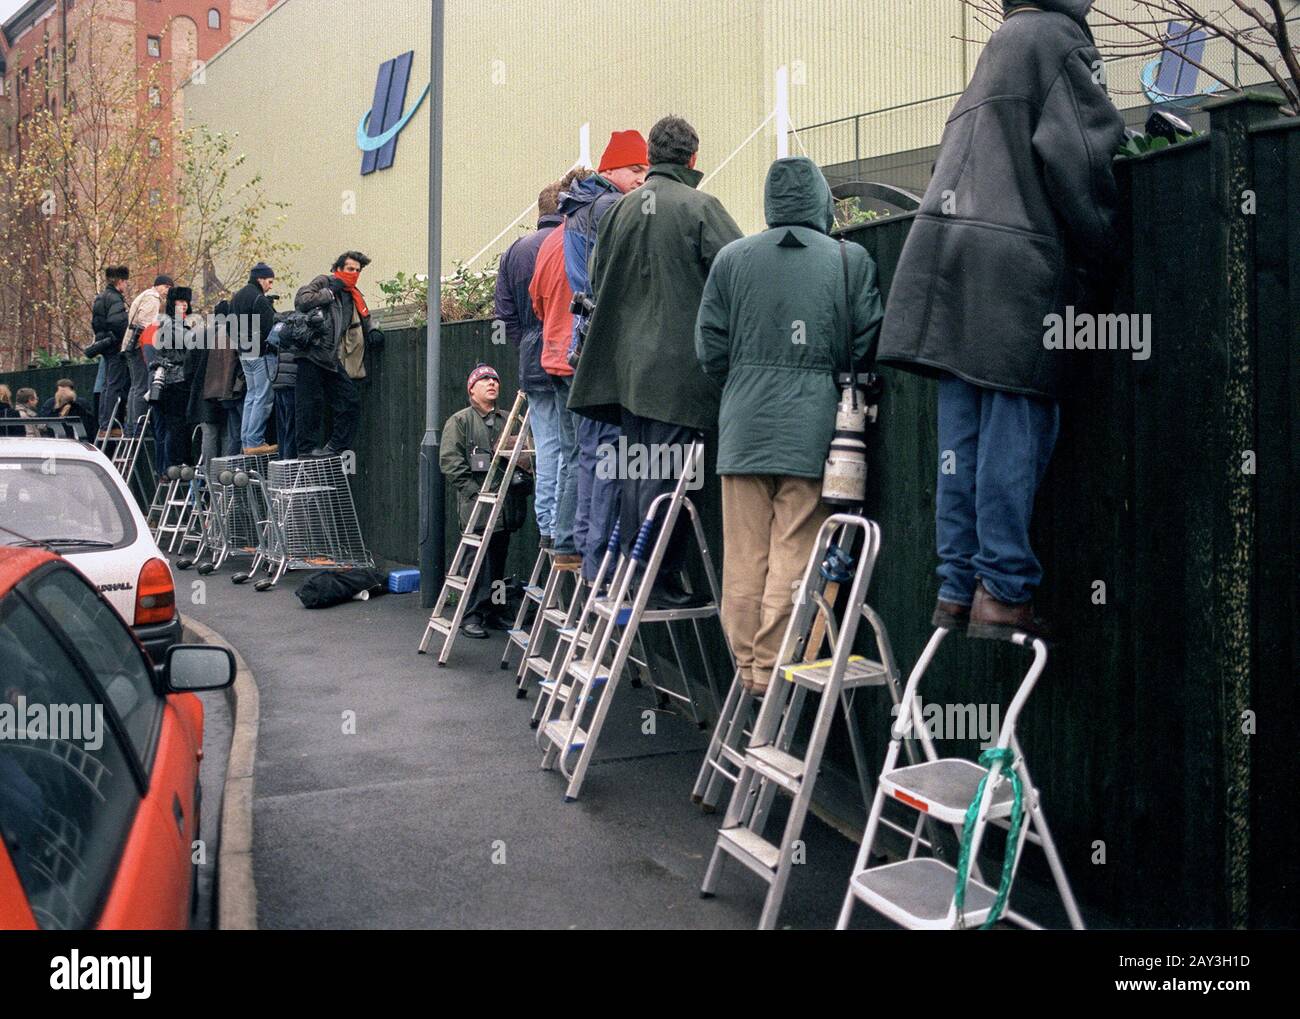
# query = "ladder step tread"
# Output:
<box><xmin>716</xmin><ymin>826</ymin><xmax>781</xmax><ymax>874</ymax></box>
<box><xmin>524</xmin><ymin>655</ymin><xmax>552</xmax><ymax>677</ymax></box>
<box><xmin>882</xmin><ymin>759</ymin><xmax>1015</xmax><ymax>823</ymax></box>
<box><xmin>525</xmin><ymin>584</ymin><xmax>545</xmax><ymax>602</ymax></box>
<box><xmin>745</xmin><ymin>744</ymin><xmax>805</xmax><ymax>789</ymax></box>
<box><xmin>542</xmin><ymin>719</ymin><xmax>588</xmax><ymax>751</ymax></box>
<box><xmin>508</xmin><ymin>629</ymin><xmax>530</xmax><ymax>649</ymax></box>
<box><xmin>557</xmin><ymin>627</ymin><xmax>594</xmax><ymax>647</ymax></box>
<box><xmin>593</xmin><ymin>598</ymin><xmax>718</xmax><ymax>623</ymax></box>
<box><xmin>444</xmin><ymin>575</ymin><xmax>469</xmax><ymax>591</ymax></box>
<box><xmin>850</xmin><ymin>857</ymin><xmax>997</xmax><ymax>929</ymax></box>
<box><xmin>425</xmin><ymin>617</ymin><xmax>453</xmax><ymax>634</ymax></box>
<box><xmin>543</xmin><ymin>607</ymin><xmax>568</xmax><ymax>625</ymax></box>
<box><xmin>567</xmin><ymin>660</ymin><xmax>609</xmax><ymax>687</ymax></box>
<box><xmin>781</xmin><ymin>654</ymin><xmax>888</xmax><ymax>690</ymax></box>
<box><xmin>461</xmin><ymin>533</ymin><xmax>483</xmax><ymax>547</ymax></box>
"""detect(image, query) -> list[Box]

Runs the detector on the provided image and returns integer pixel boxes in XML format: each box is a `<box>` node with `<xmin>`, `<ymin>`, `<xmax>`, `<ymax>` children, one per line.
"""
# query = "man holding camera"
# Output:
<box><xmin>556</xmin><ymin>131</ymin><xmax>648</xmax><ymax>580</ymax></box>
<box><xmin>440</xmin><ymin>365</ymin><xmax>529</xmax><ymax>639</ymax></box>
<box><xmin>294</xmin><ymin>250</ymin><xmax>381</xmax><ymax>458</ymax></box>
<box><xmin>569</xmin><ymin>116</ymin><xmax>742</xmax><ymax>607</ymax></box>
<box><xmin>231</xmin><ymin>261</ymin><xmax>280</xmax><ymax>455</ymax></box>
<box><xmin>88</xmin><ymin>265</ymin><xmax>131</xmax><ymax>436</ymax></box>
<box><xmin>121</xmin><ymin>274</ymin><xmax>172</xmax><ymax>436</ymax></box>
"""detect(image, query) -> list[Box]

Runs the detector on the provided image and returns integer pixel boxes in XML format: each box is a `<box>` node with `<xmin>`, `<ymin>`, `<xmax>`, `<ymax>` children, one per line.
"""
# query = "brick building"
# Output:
<box><xmin>0</xmin><ymin>0</ymin><xmax>278</xmax><ymax>366</ymax></box>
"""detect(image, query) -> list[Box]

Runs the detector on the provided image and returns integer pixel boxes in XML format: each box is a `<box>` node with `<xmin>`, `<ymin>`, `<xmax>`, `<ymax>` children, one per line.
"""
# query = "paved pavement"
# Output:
<box><xmin>175</xmin><ymin>559</ymin><xmax>881</xmax><ymax>929</ymax></box>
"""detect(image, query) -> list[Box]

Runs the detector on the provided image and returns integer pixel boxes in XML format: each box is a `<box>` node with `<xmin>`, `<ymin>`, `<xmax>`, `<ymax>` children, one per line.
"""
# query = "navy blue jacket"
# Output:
<box><xmin>559</xmin><ymin>175</ymin><xmax>622</xmax><ymax>351</ymax></box>
<box><xmin>495</xmin><ymin>212</ymin><xmax>563</xmax><ymax>392</ymax></box>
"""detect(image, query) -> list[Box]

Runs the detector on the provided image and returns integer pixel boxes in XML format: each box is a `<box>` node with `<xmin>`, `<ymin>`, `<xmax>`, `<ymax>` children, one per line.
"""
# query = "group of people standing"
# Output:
<box><xmin>83</xmin><ymin>251</ymin><xmax>382</xmax><ymax>472</ymax></box>
<box><xmin>474</xmin><ymin>0</ymin><xmax>1123</xmax><ymax>685</ymax></box>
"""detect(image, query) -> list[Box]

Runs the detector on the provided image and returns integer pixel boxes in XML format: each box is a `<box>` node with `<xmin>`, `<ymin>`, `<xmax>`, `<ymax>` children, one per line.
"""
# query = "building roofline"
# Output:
<box><xmin>182</xmin><ymin>0</ymin><xmax>293</xmax><ymax>87</ymax></box>
<box><xmin>2</xmin><ymin>0</ymin><xmax>55</xmax><ymax>48</ymax></box>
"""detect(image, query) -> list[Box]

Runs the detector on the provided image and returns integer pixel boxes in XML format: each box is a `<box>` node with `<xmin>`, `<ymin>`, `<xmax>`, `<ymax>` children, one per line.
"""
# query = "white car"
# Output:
<box><xmin>0</xmin><ymin>436</ymin><xmax>181</xmax><ymax>661</ymax></box>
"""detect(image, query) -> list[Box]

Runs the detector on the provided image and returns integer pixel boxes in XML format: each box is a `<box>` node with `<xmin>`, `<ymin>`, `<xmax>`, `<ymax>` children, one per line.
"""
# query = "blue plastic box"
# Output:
<box><xmin>387</xmin><ymin>569</ymin><xmax>420</xmax><ymax>594</ymax></box>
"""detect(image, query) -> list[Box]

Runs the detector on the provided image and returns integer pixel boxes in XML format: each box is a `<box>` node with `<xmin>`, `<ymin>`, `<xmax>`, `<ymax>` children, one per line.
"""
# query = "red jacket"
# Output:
<box><xmin>530</xmin><ymin>224</ymin><xmax>575</xmax><ymax>377</ymax></box>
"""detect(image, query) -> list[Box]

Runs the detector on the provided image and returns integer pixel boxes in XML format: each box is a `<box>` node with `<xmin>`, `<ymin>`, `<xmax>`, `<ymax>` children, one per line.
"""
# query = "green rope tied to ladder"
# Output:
<box><xmin>953</xmin><ymin>746</ymin><xmax>1025</xmax><ymax>929</ymax></box>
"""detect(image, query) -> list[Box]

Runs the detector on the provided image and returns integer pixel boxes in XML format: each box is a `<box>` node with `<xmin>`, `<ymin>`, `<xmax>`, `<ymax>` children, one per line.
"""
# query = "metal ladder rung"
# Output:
<box><xmin>781</xmin><ymin>654</ymin><xmax>888</xmax><ymax>691</ymax></box>
<box><xmin>508</xmin><ymin>629</ymin><xmax>530</xmax><ymax>650</ymax></box>
<box><xmin>745</xmin><ymin>744</ymin><xmax>805</xmax><ymax>793</ymax></box>
<box><xmin>425</xmin><ymin>617</ymin><xmax>453</xmax><ymax>635</ymax></box>
<box><xmin>524</xmin><ymin>655</ymin><xmax>552</xmax><ymax>678</ymax></box>
<box><xmin>716</xmin><ymin>826</ymin><xmax>781</xmax><ymax>876</ymax></box>
<box><xmin>881</xmin><ymin>759</ymin><xmax>1015</xmax><ymax>825</ymax></box>
<box><xmin>542</xmin><ymin>720</ymin><xmax>587</xmax><ymax>752</ymax></box>
<box><xmin>461</xmin><ymin>533</ymin><xmax>483</xmax><ymax>548</ymax></box>
<box><xmin>444</xmin><ymin>575</ymin><xmax>469</xmax><ymax>591</ymax></box>
<box><xmin>566</xmin><ymin>660</ymin><xmax>609</xmax><ymax>687</ymax></box>
<box><xmin>849</xmin><ymin>858</ymin><xmax>998</xmax><ymax>930</ymax></box>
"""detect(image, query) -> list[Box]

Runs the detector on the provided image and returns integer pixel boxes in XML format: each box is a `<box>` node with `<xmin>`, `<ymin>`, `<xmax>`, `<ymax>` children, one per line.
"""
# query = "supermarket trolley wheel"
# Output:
<box><xmin>254</xmin><ymin>578</ymin><xmax>275</xmax><ymax>592</ymax></box>
<box><xmin>196</xmin><ymin>562</ymin><xmax>215</xmax><ymax>576</ymax></box>
<box><xmin>176</xmin><ymin>558</ymin><xmax>194</xmax><ymax>571</ymax></box>
<box><xmin>231</xmin><ymin>572</ymin><xmax>250</xmax><ymax>585</ymax></box>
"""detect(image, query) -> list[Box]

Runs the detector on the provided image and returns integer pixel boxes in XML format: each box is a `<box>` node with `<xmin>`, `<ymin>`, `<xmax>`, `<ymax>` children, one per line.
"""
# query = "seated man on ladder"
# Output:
<box><xmin>440</xmin><ymin>364</ymin><xmax>530</xmax><ymax>639</ymax></box>
<box><xmin>696</xmin><ymin>155</ymin><xmax>883</xmax><ymax>694</ymax></box>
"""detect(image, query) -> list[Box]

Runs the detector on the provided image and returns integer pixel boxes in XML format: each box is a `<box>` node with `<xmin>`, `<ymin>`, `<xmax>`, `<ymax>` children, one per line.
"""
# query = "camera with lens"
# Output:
<box><xmin>821</xmin><ymin>371</ymin><xmax>882</xmax><ymax>507</ymax></box>
<box><xmin>146</xmin><ymin>363</ymin><xmax>167</xmax><ymax>403</ymax></box>
<box><xmin>567</xmin><ymin>292</ymin><xmax>596</xmax><ymax>368</ymax></box>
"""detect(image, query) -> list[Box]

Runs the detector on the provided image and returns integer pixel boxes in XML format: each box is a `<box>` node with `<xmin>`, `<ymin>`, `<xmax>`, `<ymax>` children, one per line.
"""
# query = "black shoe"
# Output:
<box><xmin>646</xmin><ymin>573</ymin><xmax>709</xmax><ymax>611</ymax></box>
<box><xmin>461</xmin><ymin>619</ymin><xmax>488</xmax><ymax>639</ymax></box>
<box><xmin>485</xmin><ymin>614</ymin><xmax>512</xmax><ymax>632</ymax></box>
<box><xmin>539</xmin><ymin>534</ymin><xmax>554</xmax><ymax>550</ymax></box>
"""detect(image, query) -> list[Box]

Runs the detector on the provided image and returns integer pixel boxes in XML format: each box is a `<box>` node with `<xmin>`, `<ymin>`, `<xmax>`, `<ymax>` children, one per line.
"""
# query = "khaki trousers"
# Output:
<box><xmin>721</xmin><ymin>475</ymin><xmax>830</xmax><ymax>692</ymax></box>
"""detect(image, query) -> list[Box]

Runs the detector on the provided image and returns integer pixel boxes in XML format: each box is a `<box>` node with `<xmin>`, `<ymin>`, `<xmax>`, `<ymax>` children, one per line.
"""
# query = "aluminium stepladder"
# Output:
<box><xmin>837</xmin><ymin>626</ymin><xmax>1085</xmax><ymax>930</ymax></box>
<box><xmin>499</xmin><ymin>544</ymin><xmax>553</xmax><ymax>674</ymax></box>
<box><xmin>699</xmin><ymin>513</ymin><xmax>929</xmax><ymax>929</ymax></box>
<box><xmin>418</xmin><ymin>390</ymin><xmax>533</xmax><ymax>666</ymax></box>
<box><xmin>537</xmin><ymin>441</ymin><xmax>730</xmax><ymax>801</ymax></box>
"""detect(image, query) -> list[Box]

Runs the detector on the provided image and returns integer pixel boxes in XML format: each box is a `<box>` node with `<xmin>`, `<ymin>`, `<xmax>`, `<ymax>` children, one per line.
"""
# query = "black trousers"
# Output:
<box><xmin>295</xmin><ymin>359</ymin><xmax>360</xmax><ymax>454</ymax></box>
<box><xmin>158</xmin><ymin>384</ymin><xmax>192</xmax><ymax>466</ymax></box>
<box><xmin>617</xmin><ymin>409</ymin><xmax>698</xmax><ymax>582</ymax></box>
<box><xmin>99</xmin><ymin>351</ymin><xmax>131</xmax><ymax>431</ymax></box>
<box><xmin>464</xmin><ymin>529</ymin><xmax>511</xmax><ymax>622</ymax></box>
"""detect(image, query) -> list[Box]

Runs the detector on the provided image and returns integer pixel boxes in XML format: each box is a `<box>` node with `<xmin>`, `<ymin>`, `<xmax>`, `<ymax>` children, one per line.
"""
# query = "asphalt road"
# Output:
<box><xmin>175</xmin><ymin>559</ymin><xmax>879</xmax><ymax>930</ymax></box>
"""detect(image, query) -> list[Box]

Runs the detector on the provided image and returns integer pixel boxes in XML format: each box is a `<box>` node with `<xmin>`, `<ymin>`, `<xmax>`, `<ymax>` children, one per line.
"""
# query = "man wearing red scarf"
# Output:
<box><xmin>293</xmin><ymin>250</ymin><xmax>383</xmax><ymax>458</ymax></box>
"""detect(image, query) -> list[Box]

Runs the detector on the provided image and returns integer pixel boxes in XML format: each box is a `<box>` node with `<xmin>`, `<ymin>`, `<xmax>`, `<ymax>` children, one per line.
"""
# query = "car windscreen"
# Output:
<box><xmin>0</xmin><ymin>457</ymin><xmax>135</xmax><ymax>551</ymax></box>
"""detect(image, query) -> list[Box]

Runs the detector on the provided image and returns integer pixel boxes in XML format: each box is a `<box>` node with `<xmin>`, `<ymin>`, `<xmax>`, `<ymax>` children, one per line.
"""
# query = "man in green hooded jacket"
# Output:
<box><xmin>696</xmin><ymin>157</ymin><xmax>882</xmax><ymax>693</ymax></box>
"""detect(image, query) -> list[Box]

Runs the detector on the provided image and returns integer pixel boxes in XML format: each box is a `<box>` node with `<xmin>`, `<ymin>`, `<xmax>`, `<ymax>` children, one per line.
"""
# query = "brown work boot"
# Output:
<box><xmin>931</xmin><ymin>598</ymin><xmax>971</xmax><ymax>631</ymax></box>
<box><xmin>967</xmin><ymin>582</ymin><xmax>1052</xmax><ymax>642</ymax></box>
<box><xmin>244</xmin><ymin>443</ymin><xmax>279</xmax><ymax>455</ymax></box>
<box><xmin>552</xmin><ymin>553</ymin><xmax>582</xmax><ymax>570</ymax></box>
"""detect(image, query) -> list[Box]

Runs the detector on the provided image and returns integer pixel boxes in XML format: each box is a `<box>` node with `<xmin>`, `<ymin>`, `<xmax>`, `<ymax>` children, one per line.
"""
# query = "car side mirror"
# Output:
<box><xmin>163</xmin><ymin>644</ymin><xmax>236</xmax><ymax>692</ymax></box>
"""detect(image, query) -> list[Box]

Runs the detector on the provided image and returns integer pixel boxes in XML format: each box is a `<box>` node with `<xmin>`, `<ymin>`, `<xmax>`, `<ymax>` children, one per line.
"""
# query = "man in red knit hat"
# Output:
<box><xmin>552</xmin><ymin>130</ymin><xmax>649</xmax><ymax>582</ymax></box>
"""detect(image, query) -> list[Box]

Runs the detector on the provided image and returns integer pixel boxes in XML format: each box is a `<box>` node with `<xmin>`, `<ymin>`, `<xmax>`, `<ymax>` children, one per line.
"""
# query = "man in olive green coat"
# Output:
<box><xmin>696</xmin><ymin>156</ymin><xmax>882</xmax><ymax>692</ymax></box>
<box><xmin>568</xmin><ymin>115</ymin><xmax>742</xmax><ymax>607</ymax></box>
<box><xmin>441</xmin><ymin>364</ymin><xmax>516</xmax><ymax>639</ymax></box>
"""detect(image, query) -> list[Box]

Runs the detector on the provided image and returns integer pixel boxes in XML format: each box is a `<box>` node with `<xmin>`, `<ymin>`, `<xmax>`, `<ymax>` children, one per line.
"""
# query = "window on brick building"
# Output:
<box><xmin>149</xmin><ymin>189</ymin><xmax>161</xmax><ymax>207</ymax></box>
<box><xmin>147</xmin><ymin>36</ymin><xmax>161</xmax><ymax>58</ymax></box>
<box><xmin>148</xmin><ymin>86</ymin><xmax>161</xmax><ymax>107</ymax></box>
<box><xmin>149</xmin><ymin>137</ymin><xmax>161</xmax><ymax>158</ymax></box>
<box><xmin>208</xmin><ymin>9</ymin><xmax>221</xmax><ymax>30</ymax></box>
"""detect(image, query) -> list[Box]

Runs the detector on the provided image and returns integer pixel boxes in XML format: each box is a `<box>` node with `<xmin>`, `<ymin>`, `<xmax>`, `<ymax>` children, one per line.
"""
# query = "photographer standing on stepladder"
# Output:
<box><xmin>294</xmin><ymin>251</ymin><xmax>382</xmax><ymax>459</ymax></box>
<box><xmin>696</xmin><ymin>157</ymin><xmax>883</xmax><ymax>694</ymax></box>
<box><xmin>87</xmin><ymin>265</ymin><xmax>131</xmax><ymax>437</ymax></box>
<box><xmin>568</xmin><ymin>115</ymin><xmax>742</xmax><ymax>607</ymax></box>
<box><xmin>876</xmin><ymin>0</ymin><xmax>1124</xmax><ymax>641</ymax></box>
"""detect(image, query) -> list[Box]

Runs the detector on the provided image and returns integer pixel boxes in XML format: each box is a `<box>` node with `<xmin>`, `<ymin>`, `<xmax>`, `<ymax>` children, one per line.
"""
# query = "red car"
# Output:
<box><xmin>0</xmin><ymin>546</ymin><xmax>233</xmax><ymax>929</ymax></box>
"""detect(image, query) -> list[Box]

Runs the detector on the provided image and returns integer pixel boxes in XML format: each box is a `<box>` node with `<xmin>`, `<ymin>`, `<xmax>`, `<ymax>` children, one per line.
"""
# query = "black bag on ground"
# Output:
<box><xmin>296</xmin><ymin>568</ymin><xmax>387</xmax><ymax>609</ymax></box>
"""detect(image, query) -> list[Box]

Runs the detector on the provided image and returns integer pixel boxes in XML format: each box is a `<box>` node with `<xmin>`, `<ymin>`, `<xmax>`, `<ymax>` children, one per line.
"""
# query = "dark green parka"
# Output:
<box><xmin>695</xmin><ymin>157</ymin><xmax>883</xmax><ymax>478</ymax></box>
<box><xmin>566</xmin><ymin>163</ymin><xmax>743</xmax><ymax>431</ymax></box>
<box><xmin>440</xmin><ymin>403</ymin><xmax>509</xmax><ymax>533</ymax></box>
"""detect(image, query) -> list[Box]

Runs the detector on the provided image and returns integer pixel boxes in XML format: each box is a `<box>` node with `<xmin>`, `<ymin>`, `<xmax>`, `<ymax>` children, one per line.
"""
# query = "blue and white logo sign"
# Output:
<box><xmin>358</xmin><ymin>50</ymin><xmax>430</xmax><ymax>175</ymax></box>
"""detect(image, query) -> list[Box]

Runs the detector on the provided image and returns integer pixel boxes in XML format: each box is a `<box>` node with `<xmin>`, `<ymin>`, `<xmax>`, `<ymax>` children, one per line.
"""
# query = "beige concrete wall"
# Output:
<box><xmin>183</xmin><ymin>0</ymin><xmax>1283</xmax><ymax>293</ymax></box>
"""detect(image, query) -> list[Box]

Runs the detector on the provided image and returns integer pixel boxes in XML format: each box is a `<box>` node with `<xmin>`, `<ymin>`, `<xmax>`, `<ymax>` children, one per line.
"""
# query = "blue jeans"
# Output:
<box><xmin>525</xmin><ymin>385</ymin><xmax>562</xmax><ymax>538</ymax></box>
<box><xmin>550</xmin><ymin>376</ymin><xmax>580</xmax><ymax>553</ymax></box>
<box><xmin>274</xmin><ymin>387</ymin><xmax>296</xmax><ymax>460</ymax></box>
<box><xmin>935</xmin><ymin>374</ymin><xmax>1059</xmax><ymax>607</ymax></box>
<box><xmin>575</xmin><ymin>414</ymin><xmax>621</xmax><ymax>582</ymax></box>
<box><xmin>240</xmin><ymin>354</ymin><xmax>277</xmax><ymax>449</ymax></box>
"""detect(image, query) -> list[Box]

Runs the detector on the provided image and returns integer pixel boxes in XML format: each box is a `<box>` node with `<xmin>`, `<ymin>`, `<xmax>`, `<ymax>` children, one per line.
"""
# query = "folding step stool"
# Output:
<box><xmin>154</xmin><ymin>466</ymin><xmax>199</xmax><ymax>553</ymax></box>
<box><xmin>538</xmin><ymin>441</ymin><xmax>730</xmax><ymax>802</ymax></box>
<box><xmin>418</xmin><ymin>391</ymin><xmax>532</xmax><ymax>666</ymax></box>
<box><xmin>699</xmin><ymin>514</ymin><xmax>921</xmax><ymax>929</ymax></box>
<box><xmin>146</xmin><ymin>469</ymin><xmax>178</xmax><ymax>534</ymax></box>
<box><xmin>837</xmin><ymin>627</ymin><xmax>1085</xmax><ymax>930</ymax></box>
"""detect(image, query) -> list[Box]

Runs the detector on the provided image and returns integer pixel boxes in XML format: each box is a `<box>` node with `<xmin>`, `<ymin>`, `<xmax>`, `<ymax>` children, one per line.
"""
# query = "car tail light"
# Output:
<box><xmin>135</xmin><ymin>557</ymin><xmax>175</xmax><ymax>626</ymax></box>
